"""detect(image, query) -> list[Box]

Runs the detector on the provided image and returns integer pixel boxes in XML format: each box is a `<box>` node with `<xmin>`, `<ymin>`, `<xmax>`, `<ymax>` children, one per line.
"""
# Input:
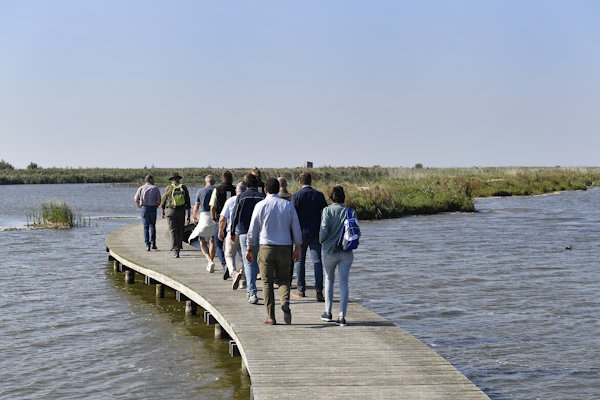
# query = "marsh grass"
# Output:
<box><xmin>6</xmin><ymin>166</ymin><xmax>600</xmax><ymax>220</ymax></box>
<box><xmin>27</xmin><ymin>201</ymin><xmax>89</xmax><ymax>228</ymax></box>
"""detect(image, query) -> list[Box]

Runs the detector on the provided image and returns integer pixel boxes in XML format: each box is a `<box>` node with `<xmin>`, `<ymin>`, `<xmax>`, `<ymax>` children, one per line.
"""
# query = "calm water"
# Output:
<box><xmin>1</xmin><ymin>184</ymin><xmax>599</xmax><ymax>399</ymax></box>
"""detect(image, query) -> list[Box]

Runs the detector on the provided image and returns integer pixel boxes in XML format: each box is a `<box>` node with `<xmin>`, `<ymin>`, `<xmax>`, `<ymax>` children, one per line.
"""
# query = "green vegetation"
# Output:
<box><xmin>4</xmin><ymin>166</ymin><xmax>600</xmax><ymax>220</ymax></box>
<box><xmin>27</xmin><ymin>201</ymin><xmax>88</xmax><ymax>228</ymax></box>
<box><xmin>0</xmin><ymin>159</ymin><xmax>14</xmax><ymax>170</ymax></box>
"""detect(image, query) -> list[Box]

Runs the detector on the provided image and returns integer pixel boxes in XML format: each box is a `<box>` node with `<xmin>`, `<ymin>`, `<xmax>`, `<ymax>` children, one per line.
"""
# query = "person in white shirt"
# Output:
<box><xmin>219</xmin><ymin>182</ymin><xmax>246</xmax><ymax>290</ymax></box>
<box><xmin>246</xmin><ymin>178</ymin><xmax>302</xmax><ymax>325</ymax></box>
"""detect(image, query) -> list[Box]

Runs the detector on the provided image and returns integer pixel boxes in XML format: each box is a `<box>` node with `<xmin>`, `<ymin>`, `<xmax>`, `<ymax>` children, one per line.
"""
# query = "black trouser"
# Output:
<box><xmin>166</xmin><ymin>207</ymin><xmax>186</xmax><ymax>251</ymax></box>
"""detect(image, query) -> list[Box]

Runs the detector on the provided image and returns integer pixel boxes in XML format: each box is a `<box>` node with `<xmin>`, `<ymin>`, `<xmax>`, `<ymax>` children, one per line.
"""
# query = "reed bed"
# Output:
<box><xmin>27</xmin><ymin>201</ymin><xmax>89</xmax><ymax>228</ymax></box>
<box><xmin>5</xmin><ymin>166</ymin><xmax>600</xmax><ymax>220</ymax></box>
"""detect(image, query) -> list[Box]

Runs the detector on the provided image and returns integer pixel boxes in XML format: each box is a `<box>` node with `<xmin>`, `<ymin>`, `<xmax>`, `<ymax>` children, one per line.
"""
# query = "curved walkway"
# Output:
<box><xmin>106</xmin><ymin>221</ymin><xmax>489</xmax><ymax>400</ymax></box>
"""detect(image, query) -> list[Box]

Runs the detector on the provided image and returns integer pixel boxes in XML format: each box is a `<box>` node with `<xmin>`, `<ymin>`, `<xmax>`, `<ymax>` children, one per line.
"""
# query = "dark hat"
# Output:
<box><xmin>168</xmin><ymin>172</ymin><xmax>182</xmax><ymax>181</ymax></box>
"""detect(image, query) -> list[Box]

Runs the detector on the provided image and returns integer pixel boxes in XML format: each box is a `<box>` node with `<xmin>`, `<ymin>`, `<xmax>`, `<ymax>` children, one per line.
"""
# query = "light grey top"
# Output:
<box><xmin>320</xmin><ymin>203</ymin><xmax>357</xmax><ymax>253</ymax></box>
<box><xmin>134</xmin><ymin>183</ymin><xmax>161</xmax><ymax>207</ymax></box>
<box><xmin>247</xmin><ymin>194</ymin><xmax>302</xmax><ymax>247</ymax></box>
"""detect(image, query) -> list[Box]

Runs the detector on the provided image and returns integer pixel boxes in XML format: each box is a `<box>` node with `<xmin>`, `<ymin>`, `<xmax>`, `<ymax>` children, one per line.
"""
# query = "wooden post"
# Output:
<box><xmin>108</xmin><ymin>254</ymin><xmax>115</xmax><ymax>262</ymax></box>
<box><xmin>125</xmin><ymin>269</ymin><xmax>135</xmax><ymax>284</ymax></box>
<box><xmin>145</xmin><ymin>276</ymin><xmax>158</xmax><ymax>285</ymax></box>
<box><xmin>185</xmin><ymin>301</ymin><xmax>197</xmax><ymax>316</ymax></box>
<box><xmin>113</xmin><ymin>260</ymin><xmax>119</xmax><ymax>273</ymax></box>
<box><xmin>204</xmin><ymin>311</ymin><xmax>216</xmax><ymax>325</ymax></box>
<box><xmin>176</xmin><ymin>291</ymin><xmax>188</xmax><ymax>302</ymax></box>
<box><xmin>229</xmin><ymin>340</ymin><xmax>240</xmax><ymax>357</ymax></box>
<box><xmin>156</xmin><ymin>283</ymin><xmax>165</xmax><ymax>298</ymax></box>
<box><xmin>214</xmin><ymin>323</ymin><xmax>223</xmax><ymax>338</ymax></box>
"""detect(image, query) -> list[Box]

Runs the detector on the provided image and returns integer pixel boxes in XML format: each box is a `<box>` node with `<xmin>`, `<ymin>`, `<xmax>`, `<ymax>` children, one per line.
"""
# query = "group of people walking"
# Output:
<box><xmin>134</xmin><ymin>169</ymin><xmax>359</xmax><ymax>326</ymax></box>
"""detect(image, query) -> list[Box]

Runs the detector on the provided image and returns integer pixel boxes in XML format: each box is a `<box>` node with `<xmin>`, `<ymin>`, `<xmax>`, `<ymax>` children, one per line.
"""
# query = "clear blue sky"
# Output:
<box><xmin>1</xmin><ymin>0</ymin><xmax>599</xmax><ymax>168</ymax></box>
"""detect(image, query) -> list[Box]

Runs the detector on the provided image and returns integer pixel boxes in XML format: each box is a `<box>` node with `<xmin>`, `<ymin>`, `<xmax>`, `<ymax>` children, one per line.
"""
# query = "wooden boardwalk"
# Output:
<box><xmin>106</xmin><ymin>221</ymin><xmax>490</xmax><ymax>400</ymax></box>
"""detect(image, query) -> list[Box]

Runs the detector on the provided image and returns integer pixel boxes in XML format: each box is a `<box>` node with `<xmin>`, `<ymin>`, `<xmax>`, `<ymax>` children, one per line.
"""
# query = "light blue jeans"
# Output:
<box><xmin>239</xmin><ymin>234</ymin><xmax>259</xmax><ymax>297</ymax></box>
<box><xmin>323</xmin><ymin>250</ymin><xmax>353</xmax><ymax>318</ymax></box>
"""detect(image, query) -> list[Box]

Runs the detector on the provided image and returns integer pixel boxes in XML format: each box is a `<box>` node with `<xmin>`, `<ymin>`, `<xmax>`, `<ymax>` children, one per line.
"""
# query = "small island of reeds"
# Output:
<box><xmin>27</xmin><ymin>201</ymin><xmax>88</xmax><ymax>228</ymax></box>
<box><xmin>5</xmin><ymin>166</ymin><xmax>600</xmax><ymax>220</ymax></box>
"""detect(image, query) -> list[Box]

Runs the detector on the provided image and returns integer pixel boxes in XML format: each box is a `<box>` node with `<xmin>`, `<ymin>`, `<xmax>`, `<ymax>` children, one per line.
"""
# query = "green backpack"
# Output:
<box><xmin>171</xmin><ymin>183</ymin><xmax>185</xmax><ymax>207</ymax></box>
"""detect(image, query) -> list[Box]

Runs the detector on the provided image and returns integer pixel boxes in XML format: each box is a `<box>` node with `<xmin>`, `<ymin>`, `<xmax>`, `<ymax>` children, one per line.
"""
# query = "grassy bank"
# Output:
<box><xmin>4</xmin><ymin>167</ymin><xmax>600</xmax><ymax>219</ymax></box>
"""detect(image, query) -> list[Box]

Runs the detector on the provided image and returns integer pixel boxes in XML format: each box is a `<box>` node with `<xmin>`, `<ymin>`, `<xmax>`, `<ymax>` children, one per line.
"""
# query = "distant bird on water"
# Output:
<box><xmin>565</xmin><ymin>245</ymin><xmax>572</xmax><ymax>250</ymax></box>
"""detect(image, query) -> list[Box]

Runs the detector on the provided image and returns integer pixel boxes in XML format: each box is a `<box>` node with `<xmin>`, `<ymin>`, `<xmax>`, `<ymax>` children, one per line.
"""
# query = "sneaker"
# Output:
<box><xmin>292</xmin><ymin>290</ymin><xmax>305</xmax><ymax>298</ymax></box>
<box><xmin>146</xmin><ymin>245</ymin><xmax>151</xmax><ymax>252</ymax></box>
<box><xmin>264</xmin><ymin>317</ymin><xmax>276</xmax><ymax>325</ymax></box>
<box><xmin>248</xmin><ymin>294</ymin><xmax>258</xmax><ymax>304</ymax></box>
<box><xmin>174</xmin><ymin>250</ymin><xmax>180</xmax><ymax>258</ymax></box>
<box><xmin>232</xmin><ymin>271</ymin><xmax>243</xmax><ymax>290</ymax></box>
<box><xmin>282</xmin><ymin>303</ymin><xmax>292</xmax><ymax>325</ymax></box>
<box><xmin>316</xmin><ymin>291</ymin><xmax>325</xmax><ymax>302</ymax></box>
<box><xmin>320</xmin><ymin>312</ymin><xmax>333</xmax><ymax>322</ymax></box>
<box><xmin>151</xmin><ymin>243</ymin><xmax>157</xmax><ymax>250</ymax></box>
<box><xmin>223</xmin><ymin>268</ymin><xmax>230</xmax><ymax>280</ymax></box>
<box><xmin>336</xmin><ymin>317</ymin><xmax>347</xmax><ymax>326</ymax></box>
<box><xmin>206</xmin><ymin>261</ymin><xmax>215</xmax><ymax>273</ymax></box>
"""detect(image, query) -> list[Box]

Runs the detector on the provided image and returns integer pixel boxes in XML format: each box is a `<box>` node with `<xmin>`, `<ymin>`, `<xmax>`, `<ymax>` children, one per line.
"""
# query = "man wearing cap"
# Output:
<box><xmin>160</xmin><ymin>172</ymin><xmax>191</xmax><ymax>258</ymax></box>
<box><xmin>134</xmin><ymin>174</ymin><xmax>161</xmax><ymax>251</ymax></box>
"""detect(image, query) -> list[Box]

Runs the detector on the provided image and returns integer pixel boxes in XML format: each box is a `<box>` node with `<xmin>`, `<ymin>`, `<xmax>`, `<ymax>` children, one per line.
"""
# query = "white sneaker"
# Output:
<box><xmin>248</xmin><ymin>294</ymin><xmax>258</xmax><ymax>304</ymax></box>
<box><xmin>232</xmin><ymin>271</ymin><xmax>243</xmax><ymax>290</ymax></box>
<box><xmin>206</xmin><ymin>261</ymin><xmax>215</xmax><ymax>273</ymax></box>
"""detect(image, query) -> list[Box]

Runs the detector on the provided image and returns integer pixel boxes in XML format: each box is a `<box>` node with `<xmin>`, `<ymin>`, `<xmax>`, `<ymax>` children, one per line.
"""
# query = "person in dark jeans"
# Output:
<box><xmin>210</xmin><ymin>171</ymin><xmax>236</xmax><ymax>278</ymax></box>
<box><xmin>291</xmin><ymin>172</ymin><xmax>328</xmax><ymax>301</ymax></box>
<box><xmin>134</xmin><ymin>174</ymin><xmax>162</xmax><ymax>251</ymax></box>
<box><xmin>160</xmin><ymin>172</ymin><xmax>191</xmax><ymax>258</ymax></box>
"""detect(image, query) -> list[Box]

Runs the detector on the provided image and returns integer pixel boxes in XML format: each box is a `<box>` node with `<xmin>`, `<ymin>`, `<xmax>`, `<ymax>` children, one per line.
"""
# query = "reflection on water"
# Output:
<box><xmin>0</xmin><ymin>184</ymin><xmax>599</xmax><ymax>399</ymax></box>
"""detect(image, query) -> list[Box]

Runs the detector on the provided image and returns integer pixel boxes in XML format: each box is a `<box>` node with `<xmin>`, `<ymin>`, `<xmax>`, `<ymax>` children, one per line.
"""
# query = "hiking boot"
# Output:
<box><xmin>206</xmin><ymin>261</ymin><xmax>215</xmax><ymax>273</ymax></box>
<box><xmin>282</xmin><ymin>303</ymin><xmax>292</xmax><ymax>325</ymax></box>
<box><xmin>292</xmin><ymin>290</ymin><xmax>305</xmax><ymax>298</ymax></box>
<box><xmin>316</xmin><ymin>291</ymin><xmax>325</xmax><ymax>302</ymax></box>
<box><xmin>151</xmin><ymin>243</ymin><xmax>157</xmax><ymax>250</ymax></box>
<box><xmin>248</xmin><ymin>294</ymin><xmax>258</xmax><ymax>304</ymax></box>
<box><xmin>336</xmin><ymin>317</ymin><xmax>347</xmax><ymax>326</ymax></box>
<box><xmin>320</xmin><ymin>312</ymin><xmax>333</xmax><ymax>322</ymax></box>
<box><xmin>223</xmin><ymin>268</ymin><xmax>230</xmax><ymax>280</ymax></box>
<box><xmin>232</xmin><ymin>271</ymin><xmax>243</xmax><ymax>290</ymax></box>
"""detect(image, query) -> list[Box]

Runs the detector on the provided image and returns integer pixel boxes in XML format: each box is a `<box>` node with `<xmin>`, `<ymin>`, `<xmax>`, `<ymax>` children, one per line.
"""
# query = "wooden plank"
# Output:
<box><xmin>106</xmin><ymin>221</ymin><xmax>489</xmax><ymax>400</ymax></box>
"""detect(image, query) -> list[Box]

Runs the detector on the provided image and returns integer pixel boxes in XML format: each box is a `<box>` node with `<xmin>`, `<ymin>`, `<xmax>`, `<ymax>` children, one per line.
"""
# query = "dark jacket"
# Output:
<box><xmin>232</xmin><ymin>188</ymin><xmax>265</xmax><ymax>235</ymax></box>
<box><xmin>291</xmin><ymin>185</ymin><xmax>327</xmax><ymax>242</ymax></box>
<box><xmin>214</xmin><ymin>182</ymin><xmax>236</xmax><ymax>214</ymax></box>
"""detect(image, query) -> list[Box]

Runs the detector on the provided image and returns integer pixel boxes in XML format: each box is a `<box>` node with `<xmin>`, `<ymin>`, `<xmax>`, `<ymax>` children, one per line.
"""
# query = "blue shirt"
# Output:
<box><xmin>220</xmin><ymin>195</ymin><xmax>239</xmax><ymax>233</ymax></box>
<box><xmin>247</xmin><ymin>194</ymin><xmax>302</xmax><ymax>247</ymax></box>
<box><xmin>195</xmin><ymin>186</ymin><xmax>214</xmax><ymax>212</ymax></box>
<box><xmin>291</xmin><ymin>185</ymin><xmax>328</xmax><ymax>242</ymax></box>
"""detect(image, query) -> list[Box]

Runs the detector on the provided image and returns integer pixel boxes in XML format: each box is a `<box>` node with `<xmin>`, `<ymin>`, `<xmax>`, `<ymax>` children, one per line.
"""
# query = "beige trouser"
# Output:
<box><xmin>258</xmin><ymin>245</ymin><xmax>292</xmax><ymax>320</ymax></box>
<box><xmin>225</xmin><ymin>232</ymin><xmax>244</xmax><ymax>277</ymax></box>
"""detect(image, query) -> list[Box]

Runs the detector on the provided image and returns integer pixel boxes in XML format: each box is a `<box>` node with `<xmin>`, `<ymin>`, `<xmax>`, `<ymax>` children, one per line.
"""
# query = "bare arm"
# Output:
<box><xmin>193</xmin><ymin>203</ymin><xmax>200</xmax><ymax>224</ymax></box>
<box><xmin>218</xmin><ymin>216</ymin><xmax>227</xmax><ymax>241</ymax></box>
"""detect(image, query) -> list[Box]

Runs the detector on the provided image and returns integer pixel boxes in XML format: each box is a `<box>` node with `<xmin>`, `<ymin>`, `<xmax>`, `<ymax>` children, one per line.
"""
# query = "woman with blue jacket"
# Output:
<box><xmin>319</xmin><ymin>185</ymin><xmax>358</xmax><ymax>326</ymax></box>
